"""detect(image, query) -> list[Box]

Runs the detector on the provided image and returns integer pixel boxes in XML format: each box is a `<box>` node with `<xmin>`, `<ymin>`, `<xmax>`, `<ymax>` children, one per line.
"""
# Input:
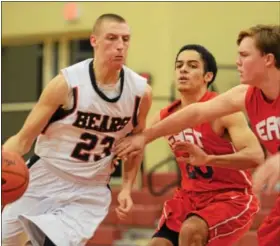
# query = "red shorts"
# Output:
<box><xmin>258</xmin><ymin>194</ymin><xmax>280</xmax><ymax>246</ymax></box>
<box><xmin>157</xmin><ymin>188</ymin><xmax>259</xmax><ymax>246</ymax></box>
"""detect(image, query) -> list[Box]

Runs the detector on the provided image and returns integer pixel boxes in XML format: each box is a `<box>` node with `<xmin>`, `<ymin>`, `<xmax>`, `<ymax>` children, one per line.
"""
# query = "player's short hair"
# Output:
<box><xmin>237</xmin><ymin>24</ymin><xmax>280</xmax><ymax>69</ymax></box>
<box><xmin>92</xmin><ymin>13</ymin><xmax>126</xmax><ymax>34</ymax></box>
<box><xmin>175</xmin><ymin>44</ymin><xmax>218</xmax><ymax>87</ymax></box>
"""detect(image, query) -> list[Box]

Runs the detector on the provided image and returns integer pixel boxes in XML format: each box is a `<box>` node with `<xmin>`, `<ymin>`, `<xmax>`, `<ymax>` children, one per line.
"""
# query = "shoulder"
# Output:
<box><xmin>219</xmin><ymin>84</ymin><xmax>249</xmax><ymax>112</ymax></box>
<box><xmin>47</xmin><ymin>74</ymin><xmax>69</xmax><ymax>91</ymax></box>
<box><xmin>244</xmin><ymin>85</ymin><xmax>264</xmax><ymax>105</ymax></box>
<box><xmin>159</xmin><ymin>100</ymin><xmax>181</xmax><ymax>120</ymax></box>
<box><xmin>62</xmin><ymin>59</ymin><xmax>92</xmax><ymax>73</ymax></box>
<box><xmin>123</xmin><ymin>65</ymin><xmax>147</xmax><ymax>84</ymax></box>
<box><xmin>233</xmin><ymin>84</ymin><xmax>250</xmax><ymax>98</ymax></box>
<box><xmin>243</xmin><ymin>85</ymin><xmax>256</xmax><ymax>98</ymax></box>
<box><xmin>143</xmin><ymin>83</ymin><xmax>152</xmax><ymax>97</ymax></box>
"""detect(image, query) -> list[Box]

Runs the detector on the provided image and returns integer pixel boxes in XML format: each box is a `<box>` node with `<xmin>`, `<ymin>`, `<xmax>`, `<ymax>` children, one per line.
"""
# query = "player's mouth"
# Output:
<box><xmin>114</xmin><ymin>56</ymin><xmax>123</xmax><ymax>61</ymax></box>
<box><xmin>178</xmin><ymin>76</ymin><xmax>189</xmax><ymax>83</ymax></box>
<box><xmin>238</xmin><ymin>71</ymin><xmax>243</xmax><ymax>77</ymax></box>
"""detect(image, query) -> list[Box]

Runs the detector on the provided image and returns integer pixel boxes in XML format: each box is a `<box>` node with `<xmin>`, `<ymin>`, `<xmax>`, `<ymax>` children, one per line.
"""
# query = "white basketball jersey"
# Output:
<box><xmin>35</xmin><ymin>59</ymin><xmax>147</xmax><ymax>183</ymax></box>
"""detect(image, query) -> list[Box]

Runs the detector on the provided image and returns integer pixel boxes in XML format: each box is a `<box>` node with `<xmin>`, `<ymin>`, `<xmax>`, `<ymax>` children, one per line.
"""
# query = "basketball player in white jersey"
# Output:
<box><xmin>2</xmin><ymin>13</ymin><xmax>152</xmax><ymax>246</ymax></box>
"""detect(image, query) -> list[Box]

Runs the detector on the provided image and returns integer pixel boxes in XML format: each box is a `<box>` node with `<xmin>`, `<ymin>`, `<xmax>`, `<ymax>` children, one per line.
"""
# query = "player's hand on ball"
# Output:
<box><xmin>173</xmin><ymin>142</ymin><xmax>208</xmax><ymax>166</ymax></box>
<box><xmin>253</xmin><ymin>153</ymin><xmax>280</xmax><ymax>195</ymax></box>
<box><xmin>115</xmin><ymin>189</ymin><xmax>133</xmax><ymax>220</ymax></box>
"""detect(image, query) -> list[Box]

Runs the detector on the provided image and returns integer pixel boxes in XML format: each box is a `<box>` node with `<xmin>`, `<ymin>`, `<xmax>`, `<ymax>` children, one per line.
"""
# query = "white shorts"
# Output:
<box><xmin>2</xmin><ymin>157</ymin><xmax>112</xmax><ymax>246</ymax></box>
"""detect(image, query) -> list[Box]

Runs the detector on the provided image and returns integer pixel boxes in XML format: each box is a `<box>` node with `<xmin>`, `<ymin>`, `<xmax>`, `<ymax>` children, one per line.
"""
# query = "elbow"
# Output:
<box><xmin>251</xmin><ymin>148</ymin><xmax>265</xmax><ymax>167</ymax></box>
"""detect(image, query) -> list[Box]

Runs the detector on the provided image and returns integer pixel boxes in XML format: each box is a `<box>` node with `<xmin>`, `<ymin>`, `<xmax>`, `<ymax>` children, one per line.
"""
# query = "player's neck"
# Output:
<box><xmin>259</xmin><ymin>69</ymin><xmax>280</xmax><ymax>100</ymax></box>
<box><xmin>93</xmin><ymin>60</ymin><xmax>120</xmax><ymax>85</ymax></box>
<box><xmin>180</xmin><ymin>88</ymin><xmax>208</xmax><ymax>107</ymax></box>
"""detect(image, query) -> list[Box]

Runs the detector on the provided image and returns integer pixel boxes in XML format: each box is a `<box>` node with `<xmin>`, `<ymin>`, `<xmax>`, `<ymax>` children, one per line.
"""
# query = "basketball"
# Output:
<box><xmin>2</xmin><ymin>150</ymin><xmax>29</xmax><ymax>206</ymax></box>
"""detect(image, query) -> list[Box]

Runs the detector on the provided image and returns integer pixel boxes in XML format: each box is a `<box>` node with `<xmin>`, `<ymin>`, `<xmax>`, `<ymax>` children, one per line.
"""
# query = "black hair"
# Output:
<box><xmin>175</xmin><ymin>44</ymin><xmax>218</xmax><ymax>87</ymax></box>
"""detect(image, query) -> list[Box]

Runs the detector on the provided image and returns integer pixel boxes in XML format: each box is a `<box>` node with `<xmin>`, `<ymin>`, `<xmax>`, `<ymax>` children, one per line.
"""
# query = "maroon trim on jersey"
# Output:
<box><xmin>26</xmin><ymin>154</ymin><xmax>40</xmax><ymax>169</ymax></box>
<box><xmin>160</xmin><ymin>91</ymin><xmax>217</xmax><ymax>120</ymax></box>
<box><xmin>89</xmin><ymin>60</ymin><xmax>125</xmax><ymax>103</ymax></box>
<box><xmin>160</xmin><ymin>100</ymin><xmax>181</xmax><ymax>120</ymax></box>
<box><xmin>167</xmin><ymin>100</ymin><xmax>181</xmax><ymax>114</ymax></box>
<box><xmin>132</xmin><ymin>96</ymin><xmax>141</xmax><ymax>127</ymax></box>
<box><xmin>41</xmin><ymin>87</ymin><xmax>78</xmax><ymax>134</ymax></box>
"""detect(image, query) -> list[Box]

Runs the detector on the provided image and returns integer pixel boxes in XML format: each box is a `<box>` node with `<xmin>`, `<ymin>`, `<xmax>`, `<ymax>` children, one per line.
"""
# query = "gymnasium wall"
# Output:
<box><xmin>2</xmin><ymin>2</ymin><xmax>279</xmax><ymax>171</ymax></box>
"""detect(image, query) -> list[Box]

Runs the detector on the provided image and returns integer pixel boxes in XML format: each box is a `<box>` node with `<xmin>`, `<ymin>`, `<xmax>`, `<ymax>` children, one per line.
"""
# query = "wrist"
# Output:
<box><xmin>122</xmin><ymin>182</ymin><xmax>132</xmax><ymax>192</ymax></box>
<box><xmin>205</xmin><ymin>155</ymin><xmax>214</xmax><ymax>165</ymax></box>
<box><xmin>143</xmin><ymin>128</ymin><xmax>155</xmax><ymax>144</ymax></box>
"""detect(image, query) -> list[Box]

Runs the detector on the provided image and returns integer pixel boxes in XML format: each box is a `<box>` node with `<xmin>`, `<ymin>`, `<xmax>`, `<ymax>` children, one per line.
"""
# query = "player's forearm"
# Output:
<box><xmin>2</xmin><ymin>134</ymin><xmax>32</xmax><ymax>156</ymax></box>
<box><xmin>122</xmin><ymin>153</ymin><xmax>143</xmax><ymax>191</ymax></box>
<box><xmin>206</xmin><ymin>148</ymin><xmax>264</xmax><ymax>169</ymax></box>
<box><xmin>143</xmin><ymin>104</ymin><xmax>200</xmax><ymax>144</ymax></box>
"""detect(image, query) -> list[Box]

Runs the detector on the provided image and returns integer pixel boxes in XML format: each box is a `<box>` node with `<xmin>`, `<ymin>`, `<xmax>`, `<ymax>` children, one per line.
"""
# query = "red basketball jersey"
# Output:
<box><xmin>160</xmin><ymin>91</ymin><xmax>252</xmax><ymax>192</ymax></box>
<box><xmin>245</xmin><ymin>86</ymin><xmax>280</xmax><ymax>155</ymax></box>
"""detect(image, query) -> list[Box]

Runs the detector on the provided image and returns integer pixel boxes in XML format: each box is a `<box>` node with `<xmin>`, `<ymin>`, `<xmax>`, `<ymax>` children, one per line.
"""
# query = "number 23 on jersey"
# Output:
<box><xmin>71</xmin><ymin>132</ymin><xmax>115</xmax><ymax>162</ymax></box>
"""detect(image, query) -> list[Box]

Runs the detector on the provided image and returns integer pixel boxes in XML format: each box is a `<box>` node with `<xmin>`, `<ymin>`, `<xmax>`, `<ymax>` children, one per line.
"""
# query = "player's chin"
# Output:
<box><xmin>239</xmin><ymin>78</ymin><xmax>249</xmax><ymax>85</ymax></box>
<box><xmin>240</xmin><ymin>76</ymin><xmax>255</xmax><ymax>85</ymax></box>
<box><xmin>177</xmin><ymin>86</ymin><xmax>192</xmax><ymax>93</ymax></box>
<box><xmin>111</xmin><ymin>60</ymin><xmax>124</xmax><ymax>70</ymax></box>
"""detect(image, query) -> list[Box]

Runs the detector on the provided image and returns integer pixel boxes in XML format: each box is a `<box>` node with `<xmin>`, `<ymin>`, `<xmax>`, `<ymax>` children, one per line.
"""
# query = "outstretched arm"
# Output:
<box><xmin>143</xmin><ymin>85</ymin><xmax>248</xmax><ymax>144</ymax></box>
<box><xmin>114</xmin><ymin>85</ymin><xmax>248</xmax><ymax>158</ymax></box>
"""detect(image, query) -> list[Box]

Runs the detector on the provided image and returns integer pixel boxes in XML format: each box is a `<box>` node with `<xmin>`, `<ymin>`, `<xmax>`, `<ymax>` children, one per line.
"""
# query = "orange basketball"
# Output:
<box><xmin>2</xmin><ymin>150</ymin><xmax>29</xmax><ymax>206</ymax></box>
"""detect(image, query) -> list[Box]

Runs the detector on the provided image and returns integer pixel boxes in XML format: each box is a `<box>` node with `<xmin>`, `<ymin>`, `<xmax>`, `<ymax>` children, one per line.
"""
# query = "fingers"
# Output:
<box><xmin>113</xmin><ymin>137</ymin><xmax>128</xmax><ymax>150</ymax></box>
<box><xmin>116</xmin><ymin>198</ymin><xmax>127</xmax><ymax>220</ymax></box>
<box><xmin>253</xmin><ymin>177</ymin><xmax>269</xmax><ymax>194</ymax></box>
<box><xmin>114</xmin><ymin>156</ymin><xmax>127</xmax><ymax>164</ymax></box>
<box><xmin>116</xmin><ymin>198</ymin><xmax>133</xmax><ymax>220</ymax></box>
<box><xmin>173</xmin><ymin>141</ymin><xmax>193</xmax><ymax>147</ymax></box>
<box><xmin>176</xmin><ymin>156</ymin><xmax>190</xmax><ymax>163</ymax></box>
<box><xmin>253</xmin><ymin>153</ymin><xmax>280</xmax><ymax>194</ymax></box>
<box><xmin>112</xmin><ymin>158</ymin><xmax>119</xmax><ymax>166</ymax></box>
<box><xmin>253</xmin><ymin>166</ymin><xmax>272</xmax><ymax>194</ymax></box>
<box><xmin>252</xmin><ymin>174</ymin><xmax>266</xmax><ymax>194</ymax></box>
<box><xmin>265</xmin><ymin>173</ymin><xmax>279</xmax><ymax>195</ymax></box>
<box><xmin>114</xmin><ymin>137</ymin><xmax>128</xmax><ymax>146</ymax></box>
<box><xmin>113</xmin><ymin>142</ymin><xmax>130</xmax><ymax>156</ymax></box>
<box><xmin>173</xmin><ymin>141</ymin><xmax>194</xmax><ymax>152</ymax></box>
<box><xmin>113</xmin><ymin>135</ymin><xmax>145</xmax><ymax>160</ymax></box>
<box><xmin>115</xmin><ymin>207</ymin><xmax>128</xmax><ymax>220</ymax></box>
<box><xmin>117</xmin><ymin>202</ymin><xmax>131</xmax><ymax>213</ymax></box>
<box><xmin>116</xmin><ymin>146</ymin><xmax>135</xmax><ymax>159</ymax></box>
<box><xmin>113</xmin><ymin>139</ymin><xmax>135</xmax><ymax>158</ymax></box>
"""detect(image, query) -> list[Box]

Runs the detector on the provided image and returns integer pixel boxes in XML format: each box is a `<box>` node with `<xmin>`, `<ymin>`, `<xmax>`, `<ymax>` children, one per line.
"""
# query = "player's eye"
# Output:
<box><xmin>189</xmin><ymin>64</ymin><xmax>198</xmax><ymax>69</ymax></box>
<box><xmin>107</xmin><ymin>36</ymin><xmax>117</xmax><ymax>41</ymax></box>
<box><xmin>176</xmin><ymin>63</ymin><xmax>183</xmax><ymax>69</ymax></box>
<box><xmin>123</xmin><ymin>37</ymin><xmax>130</xmax><ymax>42</ymax></box>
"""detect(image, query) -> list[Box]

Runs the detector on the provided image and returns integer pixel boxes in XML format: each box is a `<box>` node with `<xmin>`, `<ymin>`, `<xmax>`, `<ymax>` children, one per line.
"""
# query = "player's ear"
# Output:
<box><xmin>204</xmin><ymin>72</ymin><xmax>214</xmax><ymax>85</ymax></box>
<box><xmin>264</xmin><ymin>53</ymin><xmax>276</xmax><ymax>68</ymax></box>
<box><xmin>90</xmin><ymin>34</ymin><xmax>97</xmax><ymax>48</ymax></box>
